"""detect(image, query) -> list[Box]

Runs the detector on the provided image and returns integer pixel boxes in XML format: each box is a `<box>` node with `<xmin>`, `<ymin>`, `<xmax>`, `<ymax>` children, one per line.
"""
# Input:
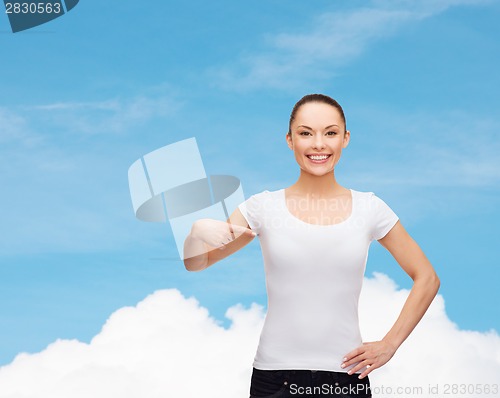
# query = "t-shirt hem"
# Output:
<box><xmin>237</xmin><ymin>203</ymin><xmax>254</xmax><ymax>230</ymax></box>
<box><xmin>252</xmin><ymin>361</ymin><xmax>361</xmax><ymax>374</ymax></box>
<box><xmin>373</xmin><ymin>215</ymin><xmax>399</xmax><ymax>241</ymax></box>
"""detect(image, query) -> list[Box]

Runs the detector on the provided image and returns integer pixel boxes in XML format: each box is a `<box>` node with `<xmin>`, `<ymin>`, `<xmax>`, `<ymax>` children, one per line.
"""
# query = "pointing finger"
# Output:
<box><xmin>229</xmin><ymin>223</ymin><xmax>257</xmax><ymax>237</ymax></box>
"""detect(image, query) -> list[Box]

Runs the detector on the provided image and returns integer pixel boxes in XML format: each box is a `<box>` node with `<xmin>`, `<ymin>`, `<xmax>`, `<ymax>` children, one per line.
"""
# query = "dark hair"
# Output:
<box><xmin>288</xmin><ymin>94</ymin><xmax>346</xmax><ymax>135</ymax></box>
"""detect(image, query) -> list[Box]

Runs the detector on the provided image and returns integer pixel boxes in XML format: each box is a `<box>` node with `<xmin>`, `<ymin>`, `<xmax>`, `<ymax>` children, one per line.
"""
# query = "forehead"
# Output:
<box><xmin>293</xmin><ymin>102</ymin><xmax>343</xmax><ymax>128</ymax></box>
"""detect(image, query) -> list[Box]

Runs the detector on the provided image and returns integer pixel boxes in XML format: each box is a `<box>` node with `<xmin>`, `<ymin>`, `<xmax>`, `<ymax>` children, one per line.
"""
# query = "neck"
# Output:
<box><xmin>289</xmin><ymin>170</ymin><xmax>344</xmax><ymax>198</ymax></box>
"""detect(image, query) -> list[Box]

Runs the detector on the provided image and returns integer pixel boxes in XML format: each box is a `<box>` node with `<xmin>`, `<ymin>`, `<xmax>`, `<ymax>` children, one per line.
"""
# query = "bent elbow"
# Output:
<box><xmin>416</xmin><ymin>269</ymin><xmax>440</xmax><ymax>295</ymax></box>
<box><xmin>429</xmin><ymin>271</ymin><xmax>440</xmax><ymax>294</ymax></box>
<box><xmin>184</xmin><ymin>264</ymin><xmax>205</xmax><ymax>272</ymax></box>
<box><xmin>435</xmin><ymin>274</ymin><xmax>441</xmax><ymax>292</ymax></box>
<box><xmin>183</xmin><ymin>258</ymin><xmax>208</xmax><ymax>272</ymax></box>
<box><xmin>183</xmin><ymin>262</ymin><xmax>194</xmax><ymax>272</ymax></box>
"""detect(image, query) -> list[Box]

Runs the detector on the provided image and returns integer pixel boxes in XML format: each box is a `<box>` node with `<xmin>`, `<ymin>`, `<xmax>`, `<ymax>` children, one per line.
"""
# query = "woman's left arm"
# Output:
<box><xmin>341</xmin><ymin>220</ymin><xmax>440</xmax><ymax>379</ymax></box>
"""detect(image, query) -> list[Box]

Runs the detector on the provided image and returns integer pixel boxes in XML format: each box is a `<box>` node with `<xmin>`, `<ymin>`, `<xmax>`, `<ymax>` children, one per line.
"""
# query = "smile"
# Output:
<box><xmin>306</xmin><ymin>154</ymin><xmax>331</xmax><ymax>164</ymax></box>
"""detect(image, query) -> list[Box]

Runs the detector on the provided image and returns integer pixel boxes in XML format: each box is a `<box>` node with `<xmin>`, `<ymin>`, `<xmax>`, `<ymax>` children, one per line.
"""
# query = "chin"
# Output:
<box><xmin>313</xmin><ymin>170</ymin><xmax>334</xmax><ymax>176</ymax></box>
<box><xmin>301</xmin><ymin>167</ymin><xmax>334</xmax><ymax>176</ymax></box>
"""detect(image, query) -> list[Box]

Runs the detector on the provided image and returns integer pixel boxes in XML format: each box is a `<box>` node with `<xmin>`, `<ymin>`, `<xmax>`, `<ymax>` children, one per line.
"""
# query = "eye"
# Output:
<box><xmin>326</xmin><ymin>131</ymin><xmax>337</xmax><ymax>136</ymax></box>
<box><xmin>299</xmin><ymin>131</ymin><xmax>311</xmax><ymax>136</ymax></box>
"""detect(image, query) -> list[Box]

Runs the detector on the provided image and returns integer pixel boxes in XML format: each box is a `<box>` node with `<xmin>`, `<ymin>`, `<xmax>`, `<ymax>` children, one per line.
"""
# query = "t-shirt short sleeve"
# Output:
<box><xmin>237</xmin><ymin>190</ymin><xmax>269</xmax><ymax>234</ymax></box>
<box><xmin>369</xmin><ymin>193</ymin><xmax>399</xmax><ymax>241</ymax></box>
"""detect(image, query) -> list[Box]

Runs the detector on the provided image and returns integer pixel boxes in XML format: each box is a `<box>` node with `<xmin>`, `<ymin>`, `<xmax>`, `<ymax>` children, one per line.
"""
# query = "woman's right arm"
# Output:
<box><xmin>183</xmin><ymin>207</ymin><xmax>256</xmax><ymax>272</ymax></box>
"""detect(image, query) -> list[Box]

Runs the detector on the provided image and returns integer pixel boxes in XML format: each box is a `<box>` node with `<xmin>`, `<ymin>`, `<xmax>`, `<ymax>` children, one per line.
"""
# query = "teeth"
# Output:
<box><xmin>307</xmin><ymin>155</ymin><xmax>329</xmax><ymax>160</ymax></box>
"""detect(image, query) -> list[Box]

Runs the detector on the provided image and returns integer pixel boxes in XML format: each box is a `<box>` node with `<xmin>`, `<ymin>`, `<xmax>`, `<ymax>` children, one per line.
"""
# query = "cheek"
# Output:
<box><xmin>334</xmin><ymin>141</ymin><xmax>345</xmax><ymax>152</ymax></box>
<box><xmin>293</xmin><ymin>143</ymin><xmax>307</xmax><ymax>154</ymax></box>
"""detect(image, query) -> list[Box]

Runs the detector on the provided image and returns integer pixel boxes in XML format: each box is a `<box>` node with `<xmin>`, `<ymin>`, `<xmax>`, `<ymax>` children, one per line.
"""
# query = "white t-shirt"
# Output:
<box><xmin>237</xmin><ymin>188</ymin><xmax>399</xmax><ymax>372</ymax></box>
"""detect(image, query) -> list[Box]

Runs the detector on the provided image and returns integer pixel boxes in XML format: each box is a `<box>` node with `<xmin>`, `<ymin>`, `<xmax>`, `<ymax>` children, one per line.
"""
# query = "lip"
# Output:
<box><xmin>306</xmin><ymin>154</ymin><xmax>331</xmax><ymax>164</ymax></box>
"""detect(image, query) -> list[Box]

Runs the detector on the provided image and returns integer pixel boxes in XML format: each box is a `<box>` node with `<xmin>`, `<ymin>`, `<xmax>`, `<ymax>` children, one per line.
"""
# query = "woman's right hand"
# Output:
<box><xmin>191</xmin><ymin>218</ymin><xmax>256</xmax><ymax>250</ymax></box>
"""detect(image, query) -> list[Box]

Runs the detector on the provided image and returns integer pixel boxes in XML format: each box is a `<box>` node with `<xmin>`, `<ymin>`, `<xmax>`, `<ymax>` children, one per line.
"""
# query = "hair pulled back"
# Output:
<box><xmin>288</xmin><ymin>94</ymin><xmax>346</xmax><ymax>135</ymax></box>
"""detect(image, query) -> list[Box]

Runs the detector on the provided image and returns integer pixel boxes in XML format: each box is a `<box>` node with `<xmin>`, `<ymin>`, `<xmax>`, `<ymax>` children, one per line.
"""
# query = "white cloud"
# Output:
<box><xmin>210</xmin><ymin>0</ymin><xmax>490</xmax><ymax>91</ymax></box>
<box><xmin>359</xmin><ymin>273</ymin><xmax>500</xmax><ymax>396</ymax></box>
<box><xmin>0</xmin><ymin>290</ymin><xmax>264</xmax><ymax>398</ymax></box>
<box><xmin>0</xmin><ymin>107</ymin><xmax>43</xmax><ymax>147</ymax></box>
<box><xmin>0</xmin><ymin>273</ymin><xmax>498</xmax><ymax>398</ymax></box>
<box><xmin>30</xmin><ymin>100</ymin><xmax>121</xmax><ymax>111</ymax></box>
<box><xmin>24</xmin><ymin>94</ymin><xmax>182</xmax><ymax>135</ymax></box>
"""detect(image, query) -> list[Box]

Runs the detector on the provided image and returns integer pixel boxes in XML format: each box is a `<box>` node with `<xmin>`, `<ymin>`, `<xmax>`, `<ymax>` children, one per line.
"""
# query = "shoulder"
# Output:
<box><xmin>237</xmin><ymin>189</ymin><xmax>279</xmax><ymax>228</ymax></box>
<box><xmin>351</xmin><ymin>188</ymin><xmax>376</xmax><ymax>204</ymax></box>
<box><xmin>351</xmin><ymin>189</ymin><xmax>372</xmax><ymax>197</ymax></box>
<box><xmin>351</xmin><ymin>189</ymin><xmax>394</xmax><ymax>214</ymax></box>
<box><xmin>239</xmin><ymin>189</ymin><xmax>275</xmax><ymax>209</ymax></box>
<box><xmin>351</xmin><ymin>188</ymin><xmax>389</xmax><ymax>200</ymax></box>
<box><xmin>247</xmin><ymin>188</ymin><xmax>280</xmax><ymax>200</ymax></box>
<box><xmin>254</xmin><ymin>189</ymin><xmax>272</xmax><ymax>197</ymax></box>
<box><xmin>240</xmin><ymin>189</ymin><xmax>282</xmax><ymax>215</ymax></box>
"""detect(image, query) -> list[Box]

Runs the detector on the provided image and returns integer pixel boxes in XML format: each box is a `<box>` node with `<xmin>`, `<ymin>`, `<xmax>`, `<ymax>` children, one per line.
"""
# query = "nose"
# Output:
<box><xmin>312</xmin><ymin>136</ymin><xmax>326</xmax><ymax>150</ymax></box>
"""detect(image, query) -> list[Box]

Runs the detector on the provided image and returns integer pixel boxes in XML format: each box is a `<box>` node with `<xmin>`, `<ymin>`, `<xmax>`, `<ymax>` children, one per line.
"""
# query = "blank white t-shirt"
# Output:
<box><xmin>237</xmin><ymin>188</ymin><xmax>399</xmax><ymax>372</ymax></box>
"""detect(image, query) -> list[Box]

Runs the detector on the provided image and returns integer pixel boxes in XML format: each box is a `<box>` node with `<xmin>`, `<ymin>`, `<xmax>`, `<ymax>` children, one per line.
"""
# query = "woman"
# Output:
<box><xmin>183</xmin><ymin>94</ymin><xmax>440</xmax><ymax>398</ymax></box>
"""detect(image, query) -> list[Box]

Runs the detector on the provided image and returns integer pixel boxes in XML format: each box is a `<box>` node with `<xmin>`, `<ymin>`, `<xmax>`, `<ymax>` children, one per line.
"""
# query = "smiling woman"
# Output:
<box><xmin>183</xmin><ymin>93</ymin><xmax>440</xmax><ymax>398</ymax></box>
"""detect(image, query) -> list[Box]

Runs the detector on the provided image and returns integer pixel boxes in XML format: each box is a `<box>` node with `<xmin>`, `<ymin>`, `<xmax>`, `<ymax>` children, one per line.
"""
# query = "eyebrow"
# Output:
<box><xmin>296</xmin><ymin>124</ymin><xmax>340</xmax><ymax>130</ymax></box>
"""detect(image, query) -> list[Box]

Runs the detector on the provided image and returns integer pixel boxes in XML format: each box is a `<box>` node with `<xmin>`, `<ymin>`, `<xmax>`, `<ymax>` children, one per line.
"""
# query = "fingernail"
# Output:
<box><xmin>358</xmin><ymin>375</ymin><xmax>363</xmax><ymax>379</ymax></box>
<box><xmin>343</xmin><ymin>357</ymin><xmax>347</xmax><ymax>362</ymax></box>
<box><xmin>340</xmin><ymin>364</ymin><xmax>345</xmax><ymax>368</ymax></box>
<box><xmin>347</xmin><ymin>370</ymin><xmax>352</xmax><ymax>375</ymax></box>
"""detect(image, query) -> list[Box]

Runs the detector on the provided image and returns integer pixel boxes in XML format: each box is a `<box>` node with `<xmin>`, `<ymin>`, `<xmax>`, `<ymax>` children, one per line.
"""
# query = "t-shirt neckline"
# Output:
<box><xmin>279</xmin><ymin>188</ymin><xmax>355</xmax><ymax>227</ymax></box>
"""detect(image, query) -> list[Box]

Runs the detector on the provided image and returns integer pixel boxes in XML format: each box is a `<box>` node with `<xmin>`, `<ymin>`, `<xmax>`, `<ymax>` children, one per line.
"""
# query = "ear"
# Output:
<box><xmin>343</xmin><ymin>130</ymin><xmax>351</xmax><ymax>149</ymax></box>
<box><xmin>286</xmin><ymin>132</ymin><xmax>293</xmax><ymax>150</ymax></box>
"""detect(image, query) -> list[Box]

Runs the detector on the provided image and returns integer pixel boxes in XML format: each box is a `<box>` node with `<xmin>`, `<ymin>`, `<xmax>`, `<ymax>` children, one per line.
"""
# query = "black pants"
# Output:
<box><xmin>249</xmin><ymin>367</ymin><xmax>372</xmax><ymax>398</ymax></box>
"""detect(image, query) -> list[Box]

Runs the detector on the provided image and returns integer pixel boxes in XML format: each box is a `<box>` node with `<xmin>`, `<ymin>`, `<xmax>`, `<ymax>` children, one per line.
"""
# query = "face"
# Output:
<box><xmin>286</xmin><ymin>101</ymin><xmax>350</xmax><ymax>176</ymax></box>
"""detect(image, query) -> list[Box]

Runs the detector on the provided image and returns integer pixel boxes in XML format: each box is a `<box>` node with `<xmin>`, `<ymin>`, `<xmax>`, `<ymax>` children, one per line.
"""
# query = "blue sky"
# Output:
<box><xmin>0</xmin><ymin>0</ymin><xmax>499</xmax><ymax>368</ymax></box>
